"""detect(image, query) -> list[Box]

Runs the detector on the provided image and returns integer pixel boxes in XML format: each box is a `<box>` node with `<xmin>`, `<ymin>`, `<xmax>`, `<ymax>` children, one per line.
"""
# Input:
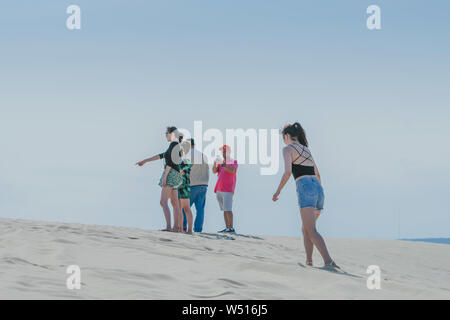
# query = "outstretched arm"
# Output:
<box><xmin>273</xmin><ymin>147</ymin><xmax>292</xmax><ymax>202</ymax></box>
<box><xmin>136</xmin><ymin>154</ymin><xmax>162</xmax><ymax>166</ymax></box>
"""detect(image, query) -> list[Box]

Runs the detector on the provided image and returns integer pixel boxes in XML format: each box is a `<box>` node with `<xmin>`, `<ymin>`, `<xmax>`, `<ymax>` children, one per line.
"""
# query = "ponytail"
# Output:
<box><xmin>282</xmin><ymin>122</ymin><xmax>308</xmax><ymax>147</ymax></box>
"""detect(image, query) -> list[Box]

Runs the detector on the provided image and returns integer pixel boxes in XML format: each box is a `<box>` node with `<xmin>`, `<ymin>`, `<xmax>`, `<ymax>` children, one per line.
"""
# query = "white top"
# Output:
<box><xmin>187</xmin><ymin>149</ymin><xmax>209</xmax><ymax>186</ymax></box>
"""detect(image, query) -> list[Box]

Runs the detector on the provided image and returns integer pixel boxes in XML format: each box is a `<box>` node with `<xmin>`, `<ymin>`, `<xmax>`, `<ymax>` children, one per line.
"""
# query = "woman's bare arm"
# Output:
<box><xmin>136</xmin><ymin>154</ymin><xmax>161</xmax><ymax>166</ymax></box>
<box><xmin>273</xmin><ymin>147</ymin><xmax>292</xmax><ymax>201</ymax></box>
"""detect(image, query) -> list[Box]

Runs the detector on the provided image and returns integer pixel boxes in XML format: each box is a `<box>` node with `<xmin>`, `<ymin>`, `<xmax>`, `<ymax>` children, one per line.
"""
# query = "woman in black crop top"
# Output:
<box><xmin>136</xmin><ymin>126</ymin><xmax>184</xmax><ymax>233</ymax></box>
<box><xmin>272</xmin><ymin>122</ymin><xmax>339</xmax><ymax>269</ymax></box>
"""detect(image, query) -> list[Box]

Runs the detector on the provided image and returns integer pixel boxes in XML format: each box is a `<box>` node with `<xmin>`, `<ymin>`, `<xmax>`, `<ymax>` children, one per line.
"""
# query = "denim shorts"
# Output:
<box><xmin>295</xmin><ymin>177</ymin><xmax>324</xmax><ymax>210</ymax></box>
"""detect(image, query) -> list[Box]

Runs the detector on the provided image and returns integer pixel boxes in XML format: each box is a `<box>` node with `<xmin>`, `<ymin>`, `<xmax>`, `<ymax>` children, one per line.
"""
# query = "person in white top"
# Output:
<box><xmin>182</xmin><ymin>139</ymin><xmax>209</xmax><ymax>233</ymax></box>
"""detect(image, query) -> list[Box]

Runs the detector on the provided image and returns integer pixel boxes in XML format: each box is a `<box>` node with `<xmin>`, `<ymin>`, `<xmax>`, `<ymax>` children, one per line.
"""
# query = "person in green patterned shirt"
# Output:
<box><xmin>178</xmin><ymin>141</ymin><xmax>193</xmax><ymax>234</ymax></box>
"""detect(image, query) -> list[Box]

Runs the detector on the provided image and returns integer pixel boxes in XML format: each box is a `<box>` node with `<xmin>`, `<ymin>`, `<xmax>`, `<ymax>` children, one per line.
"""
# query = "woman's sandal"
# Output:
<box><xmin>324</xmin><ymin>260</ymin><xmax>340</xmax><ymax>269</ymax></box>
<box><xmin>306</xmin><ymin>261</ymin><xmax>313</xmax><ymax>267</ymax></box>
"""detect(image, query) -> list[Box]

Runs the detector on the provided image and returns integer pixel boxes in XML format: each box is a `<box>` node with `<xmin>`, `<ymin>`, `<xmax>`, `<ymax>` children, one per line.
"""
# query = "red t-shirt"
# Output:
<box><xmin>214</xmin><ymin>159</ymin><xmax>238</xmax><ymax>194</ymax></box>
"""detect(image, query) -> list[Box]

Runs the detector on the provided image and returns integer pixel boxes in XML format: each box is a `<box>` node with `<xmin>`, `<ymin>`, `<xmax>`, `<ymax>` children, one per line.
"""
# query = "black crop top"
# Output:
<box><xmin>159</xmin><ymin>141</ymin><xmax>182</xmax><ymax>172</ymax></box>
<box><xmin>289</xmin><ymin>144</ymin><xmax>315</xmax><ymax>179</ymax></box>
<box><xmin>292</xmin><ymin>164</ymin><xmax>315</xmax><ymax>179</ymax></box>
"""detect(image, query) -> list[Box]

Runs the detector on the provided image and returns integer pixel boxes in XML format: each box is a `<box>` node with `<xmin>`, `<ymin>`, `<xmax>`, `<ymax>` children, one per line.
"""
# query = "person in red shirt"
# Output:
<box><xmin>213</xmin><ymin>145</ymin><xmax>238</xmax><ymax>234</ymax></box>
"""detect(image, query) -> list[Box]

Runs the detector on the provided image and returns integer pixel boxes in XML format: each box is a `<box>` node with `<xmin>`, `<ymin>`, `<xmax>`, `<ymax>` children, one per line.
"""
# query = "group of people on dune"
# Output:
<box><xmin>136</xmin><ymin>127</ymin><xmax>238</xmax><ymax>235</ymax></box>
<box><xmin>136</xmin><ymin>122</ymin><xmax>339</xmax><ymax>269</ymax></box>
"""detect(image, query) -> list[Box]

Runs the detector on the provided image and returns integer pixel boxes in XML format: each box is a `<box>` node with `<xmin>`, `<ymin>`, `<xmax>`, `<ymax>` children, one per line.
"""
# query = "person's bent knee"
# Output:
<box><xmin>302</xmin><ymin>227</ymin><xmax>309</xmax><ymax>237</ymax></box>
<box><xmin>309</xmin><ymin>228</ymin><xmax>320</xmax><ymax>238</ymax></box>
<box><xmin>304</xmin><ymin>225</ymin><xmax>317</xmax><ymax>234</ymax></box>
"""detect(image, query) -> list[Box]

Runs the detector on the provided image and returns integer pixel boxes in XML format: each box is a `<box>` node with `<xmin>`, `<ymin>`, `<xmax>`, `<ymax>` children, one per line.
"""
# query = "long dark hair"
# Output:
<box><xmin>167</xmin><ymin>126</ymin><xmax>183</xmax><ymax>143</ymax></box>
<box><xmin>282</xmin><ymin>122</ymin><xmax>308</xmax><ymax>147</ymax></box>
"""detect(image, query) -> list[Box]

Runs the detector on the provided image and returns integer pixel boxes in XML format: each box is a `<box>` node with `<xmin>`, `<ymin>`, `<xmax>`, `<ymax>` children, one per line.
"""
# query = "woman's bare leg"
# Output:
<box><xmin>170</xmin><ymin>189</ymin><xmax>182</xmax><ymax>232</ymax></box>
<box><xmin>178</xmin><ymin>199</ymin><xmax>184</xmax><ymax>231</ymax></box>
<box><xmin>181</xmin><ymin>199</ymin><xmax>193</xmax><ymax>234</ymax></box>
<box><xmin>300</xmin><ymin>207</ymin><xmax>332</xmax><ymax>265</ymax></box>
<box><xmin>176</xmin><ymin>198</ymin><xmax>183</xmax><ymax>232</ymax></box>
<box><xmin>159</xmin><ymin>187</ymin><xmax>172</xmax><ymax>231</ymax></box>
<box><xmin>302</xmin><ymin>227</ymin><xmax>314</xmax><ymax>265</ymax></box>
<box><xmin>315</xmin><ymin>210</ymin><xmax>321</xmax><ymax>221</ymax></box>
<box><xmin>303</xmin><ymin>210</ymin><xmax>321</xmax><ymax>265</ymax></box>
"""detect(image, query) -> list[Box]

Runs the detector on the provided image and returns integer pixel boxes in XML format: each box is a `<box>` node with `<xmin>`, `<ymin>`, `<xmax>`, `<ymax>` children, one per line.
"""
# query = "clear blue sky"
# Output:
<box><xmin>1</xmin><ymin>1</ymin><xmax>449</xmax><ymax>238</ymax></box>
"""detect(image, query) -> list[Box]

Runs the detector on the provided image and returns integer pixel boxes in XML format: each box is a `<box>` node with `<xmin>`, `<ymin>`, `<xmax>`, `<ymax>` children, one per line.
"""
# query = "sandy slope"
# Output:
<box><xmin>0</xmin><ymin>218</ymin><xmax>449</xmax><ymax>300</ymax></box>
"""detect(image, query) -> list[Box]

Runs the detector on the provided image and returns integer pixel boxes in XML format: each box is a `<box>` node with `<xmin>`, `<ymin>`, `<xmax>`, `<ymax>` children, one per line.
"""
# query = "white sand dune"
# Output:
<box><xmin>0</xmin><ymin>218</ymin><xmax>449</xmax><ymax>300</ymax></box>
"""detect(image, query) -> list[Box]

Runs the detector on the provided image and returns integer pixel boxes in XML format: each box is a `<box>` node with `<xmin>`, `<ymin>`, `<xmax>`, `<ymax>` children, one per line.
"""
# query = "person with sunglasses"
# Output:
<box><xmin>136</xmin><ymin>126</ymin><xmax>184</xmax><ymax>232</ymax></box>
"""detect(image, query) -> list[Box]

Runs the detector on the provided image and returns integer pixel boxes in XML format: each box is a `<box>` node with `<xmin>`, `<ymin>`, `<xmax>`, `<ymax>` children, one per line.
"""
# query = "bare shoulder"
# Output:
<box><xmin>282</xmin><ymin>146</ymin><xmax>292</xmax><ymax>156</ymax></box>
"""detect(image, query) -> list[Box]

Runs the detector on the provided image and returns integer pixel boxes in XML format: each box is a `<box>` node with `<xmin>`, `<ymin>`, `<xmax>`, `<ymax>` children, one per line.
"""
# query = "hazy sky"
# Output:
<box><xmin>1</xmin><ymin>1</ymin><xmax>449</xmax><ymax>238</ymax></box>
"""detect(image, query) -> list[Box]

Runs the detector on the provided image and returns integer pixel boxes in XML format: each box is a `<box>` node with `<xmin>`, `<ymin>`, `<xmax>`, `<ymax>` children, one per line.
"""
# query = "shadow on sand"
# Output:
<box><xmin>297</xmin><ymin>263</ymin><xmax>363</xmax><ymax>279</ymax></box>
<box><xmin>196</xmin><ymin>232</ymin><xmax>265</xmax><ymax>241</ymax></box>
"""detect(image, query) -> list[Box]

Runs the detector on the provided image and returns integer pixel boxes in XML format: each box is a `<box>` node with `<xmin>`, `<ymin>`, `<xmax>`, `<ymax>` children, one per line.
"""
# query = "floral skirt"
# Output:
<box><xmin>158</xmin><ymin>167</ymin><xmax>182</xmax><ymax>189</ymax></box>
